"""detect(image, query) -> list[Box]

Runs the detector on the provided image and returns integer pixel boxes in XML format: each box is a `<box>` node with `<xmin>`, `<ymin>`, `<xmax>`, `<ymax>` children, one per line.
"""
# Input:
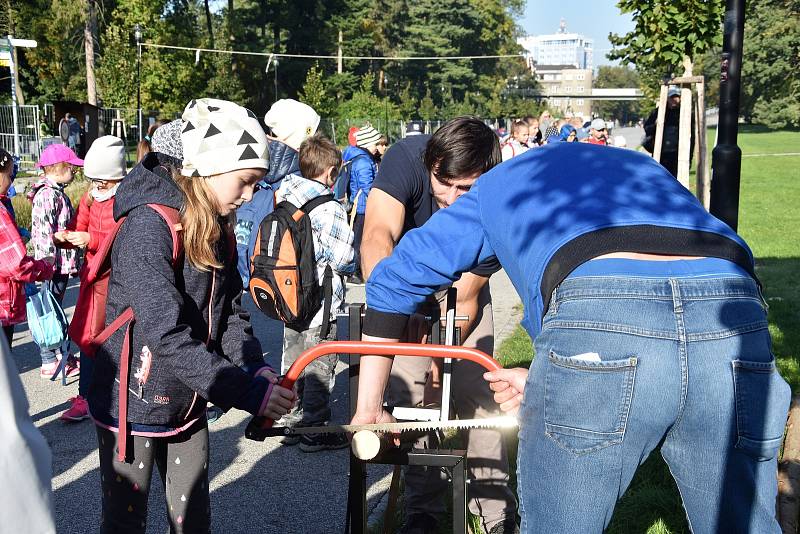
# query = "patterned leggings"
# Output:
<box><xmin>96</xmin><ymin>421</ymin><xmax>210</xmax><ymax>534</ymax></box>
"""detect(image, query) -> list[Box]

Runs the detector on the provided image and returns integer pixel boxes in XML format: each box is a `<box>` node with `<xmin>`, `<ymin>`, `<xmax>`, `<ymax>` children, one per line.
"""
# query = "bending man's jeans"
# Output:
<box><xmin>518</xmin><ymin>272</ymin><xmax>790</xmax><ymax>533</ymax></box>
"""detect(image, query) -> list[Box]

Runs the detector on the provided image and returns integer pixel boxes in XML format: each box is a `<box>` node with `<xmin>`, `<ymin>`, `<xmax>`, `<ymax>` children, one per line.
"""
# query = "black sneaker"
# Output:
<box><xmin>281</xmin><ymin>433</ymin><xmax>301</xmax><ymax>446</ymax></box>
<box><xmin>298</xmin><ymin>431</ymin><xmax>349</xmax><ymax>452</ymax></box>
<box><xmin>348</xmin><ymin>274</ymin><xmax>365</xmax><ymax>285</ymax></box>
<box><xmin>488</xmin><ymin>516</ymin><xmax>520</xmax><ymax>534</ymax></box>
<box><xmin>399</xmin><ymin>513</ymin><xmax>439</xmax><ymax>534</ymax></box>
<box><xmin>206</xmin><ymin>405</ymin><xmax>225</xmax><ymax>424</ymax></box>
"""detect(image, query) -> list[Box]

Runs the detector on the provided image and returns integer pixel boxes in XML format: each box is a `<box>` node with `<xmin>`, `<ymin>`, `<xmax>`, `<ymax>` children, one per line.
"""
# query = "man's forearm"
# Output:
<box><xmin>355</xmin><ymin>335</ymin><xmax>399</xmax><ymax>415</ymax></box>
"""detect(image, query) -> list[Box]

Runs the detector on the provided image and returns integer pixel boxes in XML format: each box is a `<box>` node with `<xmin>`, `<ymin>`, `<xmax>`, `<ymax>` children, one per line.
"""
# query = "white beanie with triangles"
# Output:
<box><xmin>180</xmin><ymin>98</ymin><xmax>269</xmax><ymax>177</ymax></box>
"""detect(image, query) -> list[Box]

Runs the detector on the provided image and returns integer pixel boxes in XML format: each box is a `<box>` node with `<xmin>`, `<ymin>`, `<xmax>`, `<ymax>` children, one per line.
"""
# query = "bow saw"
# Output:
<box><xmin>244</xmin><ymin>341</ymin><xmax>518</xmax><ymax>442</ymax></box>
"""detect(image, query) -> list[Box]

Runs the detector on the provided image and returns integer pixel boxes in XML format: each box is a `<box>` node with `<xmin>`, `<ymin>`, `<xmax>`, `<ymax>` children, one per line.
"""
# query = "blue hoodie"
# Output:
<box><xmin>363</xmin><ymin>143</ymin><xmax>754</xmax><ymax>340</ymax></box>
<box><xmin>345</xmin><ymin>146</ymin><xmax>377</xmax><ymax>215</ymax></box>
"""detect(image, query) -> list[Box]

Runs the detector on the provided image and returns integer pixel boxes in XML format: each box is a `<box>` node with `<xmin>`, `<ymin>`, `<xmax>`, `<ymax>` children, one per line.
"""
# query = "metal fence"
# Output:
<box><xmin>1</xmin><ymin>103</ymin><xmax>518</xmax><ymax>169</ymax></box>
<box><xmin>0</xmin><ymin>104</ymin><xmax>42</xmax><ymax>169</ymax></box>
<box><xmin>318</xmin><ymin>118</ymin><xmax>515</xmax><ymax>144</ymax></box>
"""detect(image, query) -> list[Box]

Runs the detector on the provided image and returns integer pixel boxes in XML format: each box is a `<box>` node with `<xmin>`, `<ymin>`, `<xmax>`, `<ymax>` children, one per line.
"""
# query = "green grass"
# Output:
<box><xmin>493</xmin><ymin>125</ymin><xmax>800</xmax><ymax>533</ymax></box>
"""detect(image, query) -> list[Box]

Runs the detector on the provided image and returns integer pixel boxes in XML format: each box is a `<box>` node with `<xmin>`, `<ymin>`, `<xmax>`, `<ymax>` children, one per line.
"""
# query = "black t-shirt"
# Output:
<box><xmin>373</xmin><ymin>135</ymin><xmax>501</xmax><ymax>277</ymax></box>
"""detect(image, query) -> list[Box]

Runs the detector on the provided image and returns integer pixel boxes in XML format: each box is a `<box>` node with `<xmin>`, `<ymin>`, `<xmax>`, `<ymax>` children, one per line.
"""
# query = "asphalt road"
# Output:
<box><xmin>11</xmin><ymin>271</ymin><xmax>522</xmax><ymax>533</ymax></box>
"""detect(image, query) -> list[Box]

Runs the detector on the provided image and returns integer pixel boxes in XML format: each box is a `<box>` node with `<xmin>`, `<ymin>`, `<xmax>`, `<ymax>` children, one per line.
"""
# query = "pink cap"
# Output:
<box><xmin>36</xmin><ymin>144</ymin><xmax>84</xmax><ymax>168</ymax></box>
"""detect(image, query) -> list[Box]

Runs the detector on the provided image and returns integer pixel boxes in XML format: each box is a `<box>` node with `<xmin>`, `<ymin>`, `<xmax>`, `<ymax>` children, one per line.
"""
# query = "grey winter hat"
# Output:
<box><xmin>180</xmin><ymin>98</ymin><xmax>270</xmax><ymax>177</ymax></box>
<box><xmin>355</xmin><ymin>125</ymin><xmax>382</xmax><ymax>148</ymax></box>
<box><xmin>151</xmin><ymin>119</ymin><xmax>184</xmax><ymax>160</ymax></box>
<box><xmin>84</xmin><ymin>135</ymin><xmax>127</xmax><ymax>181</ymax></box>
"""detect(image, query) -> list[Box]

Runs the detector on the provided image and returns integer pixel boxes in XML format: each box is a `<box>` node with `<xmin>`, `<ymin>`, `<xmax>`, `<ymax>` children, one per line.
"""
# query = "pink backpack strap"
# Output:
<box><xmin>147</xmin><ymin>204</ymin><xmax>183</xmax><ymax>267</ymax></box>
<box><xmin>90</xmin><ymin>204</ymin><xmax>183</xmax><ymax>463</ymax></box>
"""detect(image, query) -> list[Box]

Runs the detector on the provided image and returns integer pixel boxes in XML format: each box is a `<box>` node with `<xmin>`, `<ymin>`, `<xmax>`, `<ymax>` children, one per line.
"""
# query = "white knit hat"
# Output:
<box><xmin>355</xmin><ymin>125</ymin><xmax>382</xmax><ymax>148</ymax></box>
<box><xmin>84</xmin><ymin>135</ymin><xmax>127</xmax><ymax>181</ymax></box>
<box><xmin>263</xmin><ymin>99</ymin><xmax>321</xmax><ymax>150</ymax></box>
<box><xmin>180</xmin><ymin>98</ymin><xmax>269</xmax><ymax>177</ymax></box>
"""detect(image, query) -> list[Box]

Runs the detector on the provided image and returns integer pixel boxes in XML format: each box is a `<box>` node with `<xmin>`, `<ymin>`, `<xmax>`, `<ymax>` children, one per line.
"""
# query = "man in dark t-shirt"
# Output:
<box><xmin>360</xmin><ymin>118</ymin><xmax>518</xmax><ymax>534</ymax></box>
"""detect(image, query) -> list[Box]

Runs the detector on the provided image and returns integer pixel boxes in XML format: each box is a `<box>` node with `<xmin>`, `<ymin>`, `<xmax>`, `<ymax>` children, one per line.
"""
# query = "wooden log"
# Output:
<box><xmin>677</xmin><ymin>85</ymin><xmax>693</xmax><ymax>189</ymax></box>
<box><xmin>695</xmin><ymin>80</ymin><xmax>710</xmax><ymax>209</ymax></box>
<box><xmin>778</xmin><ymin>395</ymin><xmax>800</xmax><ymax>534</ymax></box>
<box><xmin>669</xmin><ymin>75</ymin><xmax>705</xmax><ymax>84</ymax></box>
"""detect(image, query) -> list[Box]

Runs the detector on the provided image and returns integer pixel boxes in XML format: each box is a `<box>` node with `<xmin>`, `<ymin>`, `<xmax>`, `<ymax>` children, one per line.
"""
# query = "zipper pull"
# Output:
<box><xmin>139</xmin><ymin>384</ymin><xmax>144</xmax><ymax>398</ymax></box>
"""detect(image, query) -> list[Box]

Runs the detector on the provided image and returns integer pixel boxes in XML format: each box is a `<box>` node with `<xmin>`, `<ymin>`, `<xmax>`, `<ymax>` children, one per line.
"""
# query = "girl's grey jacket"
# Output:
<box><xmin>88</xmin><ymin>153</ymin><xmax>271</xmax><ymax>432</ymax></box>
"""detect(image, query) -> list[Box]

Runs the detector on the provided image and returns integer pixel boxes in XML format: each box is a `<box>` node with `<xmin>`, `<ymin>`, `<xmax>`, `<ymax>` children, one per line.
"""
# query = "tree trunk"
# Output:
<box><xmin>204</xmin><ymin>0</ymin><xmax>214</xmax><ymax>49</ymax></box>
<box><xmin>84</xmin><ymin>0</ymin><xmax>97</xmax><ymax>105</ymax></box>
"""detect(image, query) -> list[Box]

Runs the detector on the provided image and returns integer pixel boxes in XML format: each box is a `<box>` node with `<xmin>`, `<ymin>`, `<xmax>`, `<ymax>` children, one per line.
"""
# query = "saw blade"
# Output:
<box><xmin>262</xmin><ymin>416</ymin><xmax>518</xmax><ymax>437</ymax></box>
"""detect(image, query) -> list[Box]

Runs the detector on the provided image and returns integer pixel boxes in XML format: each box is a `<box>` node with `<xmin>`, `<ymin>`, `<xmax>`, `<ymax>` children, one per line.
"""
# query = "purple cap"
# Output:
<box><xmin>36</xmin><ymin>144</ymin><xmax>84</xmax><ymax>168</ymax></box>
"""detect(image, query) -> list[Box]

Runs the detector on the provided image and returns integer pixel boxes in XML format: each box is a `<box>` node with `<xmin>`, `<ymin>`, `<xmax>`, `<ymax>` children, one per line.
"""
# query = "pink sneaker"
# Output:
<box><xmin>60</xmin><ymin>395</ymin><xmax>90</xmax><ymax>422</ymax></box>
<box><xmin>41</xmin><ymin>357</ymin><xmax>80</xmax><ymax>379</ymax></box>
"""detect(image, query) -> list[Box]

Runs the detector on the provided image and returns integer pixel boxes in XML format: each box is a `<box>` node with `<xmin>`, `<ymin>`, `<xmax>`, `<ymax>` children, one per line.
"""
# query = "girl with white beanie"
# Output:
<box><xmin>88</xmin><ymin>99</ymin><xmax>295</xmax><ymax>533</ymax></box>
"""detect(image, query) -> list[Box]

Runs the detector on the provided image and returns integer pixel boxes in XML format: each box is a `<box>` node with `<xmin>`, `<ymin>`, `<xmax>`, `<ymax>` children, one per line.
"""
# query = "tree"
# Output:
<box><xmin>740</xmin><ymin>0</ymin><xmax>800</xmax><ymax>127</ymax></box>
<box><xmin>608</xmin><ymin>0</ymin><xmax>725</xmax><ymax>94</ymax></box>
<box><xmin>418</xmin><ymin>89</ymin><xmax>437</xmax><ymax>120</ymax></box>
<box><xmin>299</xmin><ymin>63</ymin><xmax>333</xmax><ymax>117</ymax></box>
<box><xmin>592</xmin><ymin>65</ymin><xmax>647</xmax><ymax>123</ymax></box>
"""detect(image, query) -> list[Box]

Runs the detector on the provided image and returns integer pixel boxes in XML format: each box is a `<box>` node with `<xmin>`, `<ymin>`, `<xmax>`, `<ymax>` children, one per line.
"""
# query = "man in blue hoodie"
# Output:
<box><xmin>353</xmin><ymin>143</ymin><xmax>789</xmax><ymax>533</ymax></box>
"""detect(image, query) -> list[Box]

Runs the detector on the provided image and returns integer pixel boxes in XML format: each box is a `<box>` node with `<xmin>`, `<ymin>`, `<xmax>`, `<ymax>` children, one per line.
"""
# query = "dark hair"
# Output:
<box><xmin>423</xmin><ymin>117</ymin><xmax>500</xmax><ymax>181</ymax></box>
<box><xmin>0</xmin><ymin>148</ymin><xmax>12</xmax><ymax>171</ymax></box>
<box><xmin>299</xmin><ymin>134</ymin><xmax>341</xmax><ymax>180</ymax></box>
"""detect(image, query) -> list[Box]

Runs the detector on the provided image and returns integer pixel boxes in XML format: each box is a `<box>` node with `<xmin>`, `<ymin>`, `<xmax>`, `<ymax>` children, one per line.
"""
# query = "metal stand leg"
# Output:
<box><xmin>343</xmin><ymin>300</ymin><xmax>469</xmax><ymax>533</ymax></box>
<box><xmin>346</xmin><ymin>304</ymin><xmax>367</xmax><ymax>534</ymax></box>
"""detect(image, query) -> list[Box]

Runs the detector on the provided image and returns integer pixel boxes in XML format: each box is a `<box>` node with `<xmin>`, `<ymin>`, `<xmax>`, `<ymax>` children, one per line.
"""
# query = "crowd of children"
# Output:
<box><xmin>2</xmin><ymin>96</ymin><xmax>374</xmax><ymax>532</ymax></box>
<box><xmin>500</xmin><ymin>112</ymin><xmax>628</xmax><ymax>161</ymax></box>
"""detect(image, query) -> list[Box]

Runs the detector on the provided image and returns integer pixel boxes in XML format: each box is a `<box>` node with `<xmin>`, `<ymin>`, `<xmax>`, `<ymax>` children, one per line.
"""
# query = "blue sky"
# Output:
<box><xmin>518</xmin><ymin>1</ymin><xmax>635</xmax><ymax>66</ymax></box>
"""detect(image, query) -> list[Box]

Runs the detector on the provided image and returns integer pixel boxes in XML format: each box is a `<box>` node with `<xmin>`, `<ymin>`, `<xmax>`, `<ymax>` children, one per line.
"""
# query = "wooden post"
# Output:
<box><xmin>337</xmin><ymin>30</ymin><xmax>343</xmax><ymax>74</ymax></box>
<box><xmin>695</xmin><ymin>79</ymin><xmax>710</xmax><ymax>209</ymax></box>
<box><xmin>676</xmin><ymin>57</ymin><xmax>693</xmax><ymax>189</ymax></box>
<box><xmin>652</xmin><ymin>85</ymin><xmax>669</xmax><ymax>163</ymax></box>
<box><xmin>677</xmin><ymin>86</ymin><xmax>693</xmax><ymax>189</ymax></box>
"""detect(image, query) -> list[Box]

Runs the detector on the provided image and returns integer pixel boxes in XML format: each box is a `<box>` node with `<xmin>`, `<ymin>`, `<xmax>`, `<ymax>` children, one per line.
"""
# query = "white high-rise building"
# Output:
<box><xmin>518</xmin><ymin>19</ymin><xmax>594</xmax><ymax>70</ymax></box>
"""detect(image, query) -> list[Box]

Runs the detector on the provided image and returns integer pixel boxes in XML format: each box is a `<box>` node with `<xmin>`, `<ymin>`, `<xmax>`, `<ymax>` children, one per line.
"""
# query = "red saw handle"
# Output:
<box><xmin>244</xmin><ymin>341</ymin><xmax>503</xmax><ymax>439</ymax></box>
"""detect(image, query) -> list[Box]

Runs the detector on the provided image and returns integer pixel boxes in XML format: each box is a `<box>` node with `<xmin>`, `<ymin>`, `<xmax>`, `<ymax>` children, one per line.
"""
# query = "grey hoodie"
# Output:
<box><xmin>88</xmin><ymin>152</ymin><xmax>271</xmax><ymax>431</ymax></box>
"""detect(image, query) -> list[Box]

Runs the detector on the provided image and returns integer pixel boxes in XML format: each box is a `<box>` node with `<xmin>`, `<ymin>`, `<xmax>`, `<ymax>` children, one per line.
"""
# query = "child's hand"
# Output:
<box><xmin>53</xmin><ymin>231</ymin><xmax>68</xmax><ymax>244</ymax></box>
<box><xmin>254</xmin><ymin>366</ymin><xmax>279</xmax><ymax>383</ymax></box>
<box><xmin>64</xmin><ymin>231</ymin><xmax>90</xmax><ymax>247</ymax></box>
<box><xmin>257</xmin><ymin>384</ymin><xmax>296</xmax><ymax>420</ymax></box>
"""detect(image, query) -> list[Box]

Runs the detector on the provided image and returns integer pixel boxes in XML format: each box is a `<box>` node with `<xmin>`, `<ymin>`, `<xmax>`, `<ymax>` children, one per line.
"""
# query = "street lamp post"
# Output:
<box><xmin>134</xmin><ymin>24</ymin><xmax>142</xmax><ymax>142</ymax></box>
<box><xmin>710</xmin><ymin>0</ymin><xmax>746</xmax><ymax>231</ymax></box>
<box><xmin>273</xmin><ymin>58</ymin><xmax>279</xmax><ymax>103</ymax></box>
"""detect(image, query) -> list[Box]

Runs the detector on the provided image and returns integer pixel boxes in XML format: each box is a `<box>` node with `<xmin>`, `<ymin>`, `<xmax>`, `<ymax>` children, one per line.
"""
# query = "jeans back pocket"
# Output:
<box><xmin>544</xmin><ymin>351</ymin><xmax>638</xmax><ymax>454</ymax></box>
<box><xmin>732</xmin><ymin>359</ymin><xmax>791</xmax><ymax>461</ymax></box>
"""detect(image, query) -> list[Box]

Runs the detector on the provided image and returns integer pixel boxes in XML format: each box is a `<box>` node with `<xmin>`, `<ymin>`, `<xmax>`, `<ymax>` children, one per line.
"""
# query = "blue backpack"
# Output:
<box><xmin>25</xmin><ymin>283</ymin><xmax>69</xmax><ymax>351</ymax></box>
